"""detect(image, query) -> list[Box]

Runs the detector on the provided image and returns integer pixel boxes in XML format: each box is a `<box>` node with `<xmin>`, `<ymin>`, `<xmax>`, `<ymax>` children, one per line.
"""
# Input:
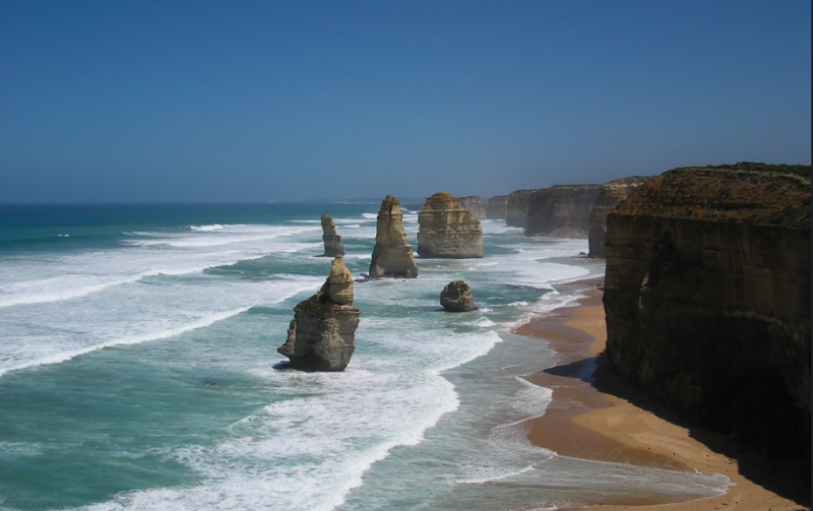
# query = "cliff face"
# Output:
<box><xmin>417</xmin><ymin>192</ymin><xmax>484</xmax><ymax>258</ymax></box>
<box><xmin>525</xmin><ymin>185</ymin><xmax>601</xmax><ymax>238</ymax></box>
<box><xmin>486</xmin><ymin>195</ymin><xmax>508</xmax><ymax>220</ymax></box>
<box><xmin>369</xmin><ymin>195</ymin><xmax>419</xmax><ymax>278</ymax></box>
<box><xmin>278</xmin><ymin>256</ymin><xmax>360</xmax><ymax>371</ymax></box>
<box><xmin>458</xmin><ymin>196</ymin><xmax>487</xmax><ymax>220</ymax></box>
<box><xmin>603</xmin><ymin>166</ymin><xmax>811</xmax><ymax>456</ymax></box>
<box><xmin>320</xmin><ymin>214</ymin><xmax>345</xmax><ymax>257</ymax></box>
<box><xmin>506</xmin><ymin>190</ymin><xmax>538</xmax><ymax>228</ymax></box>
<box><xmin>587</xmin><ymin>177</ymin><xmax>649</xmax><ymax>257</ymax></box>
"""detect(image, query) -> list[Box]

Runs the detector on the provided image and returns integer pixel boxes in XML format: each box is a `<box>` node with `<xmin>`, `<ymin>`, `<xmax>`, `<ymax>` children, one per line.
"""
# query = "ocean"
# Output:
<box><xmin>0</xmin><ymin>203</ymin><xmax>730</xmax><ymax>511</ymax></box>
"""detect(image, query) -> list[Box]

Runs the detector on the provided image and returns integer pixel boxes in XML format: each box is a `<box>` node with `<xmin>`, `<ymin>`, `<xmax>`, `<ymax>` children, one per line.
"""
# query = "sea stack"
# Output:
<box><xmin>486</xmin><ymin>195</ymin><xmax>508</xmax><ymax>220</ymax></box>
<box><xmin>277</xmin><ymin>255</ymin><xmax>360</xmax><ymax>371</ymax></box>
<box><xmin>458</xmin><ymin>196</ymin><xmax>487</xmax><ymax>220</ymax></box>
<box><xmin>505</xmin><ymin>189</ymin><xmax>540</xmax><ymax>228</ymax></box>
<box><xmin>417</xmin><ymin>192</ymin><xmax>484</xmax><ymax>258</ymax></box>
<box><xmin>369</xmin><ymin>195</ymin><xmax>419</xmax><ymax>278</ymax></box>
<box><xmin>524</xmin><ymin>184</ymin><xmax>601</xmax><ymax>238</ymax></box>
<box><xmin>320</xmin><ymin>214</ymin><xmax>345</xmax><ymax>257</ymax></box>
<box><xmin>603</xmin><ymin>164</ymin><xmax>811</xmax><ymax>458</ymax></box>
<box><xmin>440</xmin><ymin>280</ymin><xmax>478</xmax><ymax>312</ymax></box>
<box><xmin>587</xmin><ymin>177</ymin><xmax>648</xmax><ymax>258</ymax></box>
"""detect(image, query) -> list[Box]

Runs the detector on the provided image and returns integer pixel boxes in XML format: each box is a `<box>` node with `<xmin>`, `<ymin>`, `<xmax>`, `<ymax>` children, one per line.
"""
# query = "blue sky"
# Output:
<box><xmin>1</xmin><ymin>0</ymin><xmax>810</xmax><ymax>203</ymax></box>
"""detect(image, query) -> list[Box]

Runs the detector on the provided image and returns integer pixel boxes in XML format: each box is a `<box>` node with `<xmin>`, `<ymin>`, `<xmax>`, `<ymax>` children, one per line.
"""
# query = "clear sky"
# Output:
<box><xmin>1</xmin><ymin>0</ymin><xmax>810</xmax><ymax>203</ymax></box>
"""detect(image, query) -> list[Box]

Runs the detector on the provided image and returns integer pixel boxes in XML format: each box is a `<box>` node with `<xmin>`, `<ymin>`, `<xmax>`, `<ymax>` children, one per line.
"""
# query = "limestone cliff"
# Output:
<box><xmin>417</xmin><ymin>192</ymin><xmax>484</xmax><ymax>259</ymax></box>
<box><xmin>486</xmin><ymin>195</ymin><xmax>508</xmax><ymax>220</ymax></box>
<box><xmin>320</xmin><ymin>214</ymin><xmax>345</xmax><ymax>257</ymax></box>
<box><xmin>458</xmin><ymin>196</ymin><xmax>487</xmax><ymax>220</ymax></box>
<box><xmin>278</xmin><ymin>255</ymin><xmax>360</xmax><ymax>371</ymax></box>
<box><xmin>525</xmin><ymin>184</ymin><xmax>601</xmax><ymax>238</ymax></box>
<box><xmin>587</xmin><ymin>177</ymin><xmax>649</xmax><ymax>257</ymax></box>
<box><xmin>369</xmin><ymin>195</ymin><xmax>419</xmax><ymax>278</ymax></box>
<box><xmin>603</xmin><ymin>164</ymin><xmax>811</xmax><ymax>456</ymax></box>
<box><xmin>506</xmin><ymin>190</ymin><xmax>539</xmax><ymax>228</ymax></box>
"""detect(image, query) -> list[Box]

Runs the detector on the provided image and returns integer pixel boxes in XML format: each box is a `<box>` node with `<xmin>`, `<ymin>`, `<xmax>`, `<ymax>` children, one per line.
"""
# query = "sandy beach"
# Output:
<box><xmin>514</xmin><ymin>279</ymin><xmax>810</xmax><ymax>511</ymax></box>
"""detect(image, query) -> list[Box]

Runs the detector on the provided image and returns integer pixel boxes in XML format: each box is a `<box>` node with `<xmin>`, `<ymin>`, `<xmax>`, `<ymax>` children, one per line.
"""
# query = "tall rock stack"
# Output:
<box><xmin>505</xmin><ymin>190</ymin><xmax>539</xmax><ymax>228</ymax></box>
<box><xmin>277</xmin><ymin>255</ymin><xmax>360</xmax><ymax>371</ymax></box>
<box><xmin>369</xmin><ymin>195</ymin><xmax>419</xmax><ymax>278</ymax></box>
<box><xmin>458</xmin><ymin>196</ymin><xmax>487</xmax><ymax>220</ymax></box>
<box><xmin>525</xmin><ymin>184</ymin><xmax>601</xmax><ymax>238</ymax></box>
<box><xmin>320</xmin><ymin>214</ymin><xmax>345</xmax><ymax>257</ymax></box>
<box><xmin>486</xmin><ymin>195</ymin><xmax>508</xmax><ymax>220</ymax></box>
<box><xmin>587</xmin><ymin>177</ymin><xmax>648</xmax><ymax>258</ymax></box>
<box><xmin>417</xmin><ymin>192</ymin><xmax>484</xmax><ymax>258</ymax></box>
<box><xmin>603</xmin><ymin>164</ymin><xmax>811</xmax><ymax>457</ymax></box>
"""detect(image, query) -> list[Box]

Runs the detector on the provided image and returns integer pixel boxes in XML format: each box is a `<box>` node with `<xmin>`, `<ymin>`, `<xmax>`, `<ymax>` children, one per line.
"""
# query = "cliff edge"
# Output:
<box><xmin>603</xmin><ymin>164</ymin><xmax>811</xmax><ymax>458</ymax></box>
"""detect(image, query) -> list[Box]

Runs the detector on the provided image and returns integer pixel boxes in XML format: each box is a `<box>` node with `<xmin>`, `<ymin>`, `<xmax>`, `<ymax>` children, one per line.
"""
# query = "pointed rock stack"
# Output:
<box><xmin>277</xmin><ymin>255</ymin><xmax>360</xmax><ymax>371</ymax></box>
<box><xmin>369</xmin><ymin>195</ymin><xmax>419</xmax><ymax>278</ymax></box>
<box><xmin>417</xmin><ymin>192</ymin><xmax>483</xmax><ymax>258</ymax></box>
<box><xmin>320</xmin><ymin>214</ymin><xmax>345</xmax><ymax>257</ymax></box>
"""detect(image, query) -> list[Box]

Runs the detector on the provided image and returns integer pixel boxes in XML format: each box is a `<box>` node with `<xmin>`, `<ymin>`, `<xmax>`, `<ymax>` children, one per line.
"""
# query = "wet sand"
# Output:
<box><xmin>513</xmin><ymin>279</ymin><xmax>809</xmax><ymax>510</ymax></box>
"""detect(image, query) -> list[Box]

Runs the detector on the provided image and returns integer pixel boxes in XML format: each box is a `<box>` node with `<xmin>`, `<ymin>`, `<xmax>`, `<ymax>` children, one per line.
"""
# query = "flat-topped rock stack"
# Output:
<box><xmin>417</xmin><ymin>192</ymin><xmax>484</xmax><ymax>259</ymax></box>
<box><xmin>458</xmin><ymin>196</ymin><xmax>487</xmax><ymax>220</ymax></box>
<box><xmin>486</xmin><ymin>195</ymin><xmax>508</xmax><ymax>220</ymax></box>
<box><xmin>277</xmin><ymin>255</ymin><xmax>360</xmax><ymax>371</ymax></box>
<box><xmin>369</xmin><ymin>195</ymin><xmax>419</xmax><ymax>278</ymax></box>
<box><xmin>505</xmin><ymin>190</ymin><xmax>539</xmax><ymax>228</ymax></box>
<box><xmin>320</xmin><ymin>214</ymin><xmax>345</xmax><ymax>257</ymax></box>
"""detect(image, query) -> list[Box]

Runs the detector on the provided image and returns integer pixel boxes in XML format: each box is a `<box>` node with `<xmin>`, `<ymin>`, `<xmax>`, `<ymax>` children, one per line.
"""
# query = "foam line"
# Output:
<box><xmin>0</xmin><ymin>307</ymin><xmax>250</xmax><ymax>379</ymax></box>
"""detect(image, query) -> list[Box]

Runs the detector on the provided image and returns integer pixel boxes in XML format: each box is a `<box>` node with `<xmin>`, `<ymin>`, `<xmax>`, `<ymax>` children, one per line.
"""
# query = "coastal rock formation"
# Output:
<box><xmin>278</xmin><ymin>256</ymin><xmax>360</xmax><ymax>371</ymax></box>
<box><xmin>369</xmin><ymin>195</ymin><xmax>419</xmax><ymax>278</ymax></box>
<box><xmin>525</xmin><ymin>184</ymin><xmax>601</xmax><ymax>238</ymax></box>
<box><xmin>603</xmin><ymin>164</ymin><xmax>811</xmax><ymax>456</ymax></box>
<box><xmin>458</xmin><ymin>196</ymin><xmax>487</xmax><ymax>220</ymax></box>
<box><xmin>486</xmin><ymin>195</ymin><xmax>508</xmax><ymax>220</ymax></box>
<box><xmin>505</xmin><ymin>190</ymin><xmax>539</xmax><ymax>228</ymax></box>
<box><xmin>587</xmin><ymin>177</ymin><xmax>649</xmax><ymax>257</ymax></box>
<box><xmin>320</xmin><ymin>214</ymin><xmax>345</xmax><ymax>257</ymax></box>
<box><xmin>440</xmin><ymin>280</ymin><xmax>478</xmax><ymax>312</ymax></box>
<box><xmin>417</xmin><ymin>192</ymin><xmax>484</xmax><ymax>258</ymax></box>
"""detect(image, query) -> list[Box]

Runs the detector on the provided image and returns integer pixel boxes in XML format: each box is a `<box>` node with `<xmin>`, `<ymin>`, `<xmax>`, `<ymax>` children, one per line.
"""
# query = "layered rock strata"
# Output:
<box><xmin>440</xmin><ymin>280</ymin><xmax>478</xmax><ymax>312</ymax></box>
<box><xmin>505</xmin><ymin>190</ymin><xmax>539</xmax><ymax>228</ymax></box>
<box><xmin>458</xmin><ymin>196</ymin><xmax>487</xmax><ymax>220</ymax></box>
<box><xmin>587</xmin><ymin>177</ymin><xmax>649</xmax><ymax>257</ymax></box>
<box><xmin>417</xmin><ymin>192</ymin><xmax>484</xmax><ymax>258</ymax></box>
<box><xmin>603</xmin><ymin>165</ymin><xmax>811</xmax><ymax>456</ymax></box>
<box><xmin>320</xmin><ymin>214</ymin><xmax>345</xmax><ymax>257</ymax></box>
<box><xmin>486</xmin><ymin>195</ymin><xmax>508</xmax><ymax>220</ymax></box>
<box><xmin>369</xmin><ymin>195</ymin><xmax>419</xmax><ymax>278</ymax></box>
<box><xmin>278</xmin><ymin>255</ymin><xmax>360</xmax><ymax>371</ymax></box>
<box><xmin>525</xmin><ymin>184</ymin><xmax>601</xmax><ymax>238</ymax></box>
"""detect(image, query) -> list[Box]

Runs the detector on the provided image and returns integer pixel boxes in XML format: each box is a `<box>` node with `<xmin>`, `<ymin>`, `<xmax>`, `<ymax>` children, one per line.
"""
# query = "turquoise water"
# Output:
<box><xmin>0</xmin><ymin>203</ymin><xmax>729</xmax><ymax>510</ymax></box>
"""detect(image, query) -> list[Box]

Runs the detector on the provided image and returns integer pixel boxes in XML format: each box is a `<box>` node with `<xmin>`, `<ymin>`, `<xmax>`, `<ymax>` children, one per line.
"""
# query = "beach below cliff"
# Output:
<box><xmin>514</xmin><ymin>279</ymin><xmax>810</xmax><ymax>511</ymax></box>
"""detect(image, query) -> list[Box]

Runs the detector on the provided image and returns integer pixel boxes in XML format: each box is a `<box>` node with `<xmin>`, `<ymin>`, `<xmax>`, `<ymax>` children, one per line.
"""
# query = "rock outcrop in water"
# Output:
<box><xmin>320</xmin><ymin>214</ymin><xmax>345</xmax><ymax>257</ymax></box>
<box><xmin>369</xmin><ymin>195</ymin><xmax>419</xmax><ymax>278</ymax></box>
<box><xmin>525</xmin><ymin>184</ymin><xmax>601</xmax><ymax>238</ymax></box>
<box><xmin>486</xmin><ymin>195</ymin><xmax>508</xmax><ymax>220</ymax></box>
<box><xmin>417</xmin><ymin>192</ymin><xmax>484</xmax><ymax>258</ymax></box>
<box><xmin>587</xmin><ymin>177</ymin><xmax>649</xmax><ymax>257</ymax></box>
<box><xmin>278</xmin><ymin>255</ymin><xmax>360</xmax><ymax>371</ymax></box>
<box><xmin>440</xmin><ymin>280</ymin><xmax>478</xmax><ymax>312</ymax></box>
<box><xmin>458</xmin><ymin>196</ymin><xmax>487</xmax><ymax>220</ymax></box>
<box><xmin>506</xmin><ymin>190</ymin><xmax>539</xmax><ymax>228</ymax></box>
<box><xmin>603</xmin><ymin>164</ymin><xmax>811</xmax><ymax>457</ymax></box>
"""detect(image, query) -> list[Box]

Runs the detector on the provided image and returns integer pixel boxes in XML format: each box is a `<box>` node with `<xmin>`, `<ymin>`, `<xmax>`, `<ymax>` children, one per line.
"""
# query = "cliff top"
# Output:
<box><xmin>613</xmin><ymin>164</ymin><xmax>812</xmax><ymax>229</ymax></box>
<box><xmin>423</xmin><ymin>191</ymin><xmax>463</xmax><ymax>209</ymax></box>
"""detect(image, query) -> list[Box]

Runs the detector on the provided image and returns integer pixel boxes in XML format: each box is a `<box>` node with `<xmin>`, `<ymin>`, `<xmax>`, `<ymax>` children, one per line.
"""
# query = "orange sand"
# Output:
<box><xmin>512</xmin><ymin>282</ymin><xmax>810</xmax><ymax>511</ymax></box>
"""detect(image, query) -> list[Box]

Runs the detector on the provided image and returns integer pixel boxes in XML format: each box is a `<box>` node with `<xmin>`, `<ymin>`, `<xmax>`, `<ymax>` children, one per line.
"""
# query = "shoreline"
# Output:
<box><xmin>513</xmin><ymin>278</ymin><xmax>809</xmax><ymax>510</ymax></box>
